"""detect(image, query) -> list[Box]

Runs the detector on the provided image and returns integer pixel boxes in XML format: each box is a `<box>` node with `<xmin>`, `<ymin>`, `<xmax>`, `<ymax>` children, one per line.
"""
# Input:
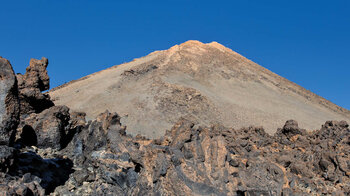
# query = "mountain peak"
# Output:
<box><xmin>180</xmin><ymin>40</ymin><xmax>205</xmax><ymax>46</ymax></box>
<box><xmin>165</xmin><ymin>40</ymin><xmax>234</xmax><ymax>56</ymax></box>
<box><xmin>50</xmin><ymin>41</ymin><xmax>350</xmax><ymax>138</ymax></box>
<box><xmin>176</xmin><ymin>40</ymin><xmax>228</xmax><ymax>50</ymax></box>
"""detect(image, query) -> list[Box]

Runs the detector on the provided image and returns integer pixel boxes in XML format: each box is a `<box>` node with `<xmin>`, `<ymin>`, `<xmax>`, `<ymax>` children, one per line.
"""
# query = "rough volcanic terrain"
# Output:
<box><xmin>50</xmin><ymin>41</ymin><xmax>350</xmax><ymax>138</ymax></box>
<box><xmin>0</xmin><ymin>56</ymin><xmax>349</xmax><ymax>195</ymax></box>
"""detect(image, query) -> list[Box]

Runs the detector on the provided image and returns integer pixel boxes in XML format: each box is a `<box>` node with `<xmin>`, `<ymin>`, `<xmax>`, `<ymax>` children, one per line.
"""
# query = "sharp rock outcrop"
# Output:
<box><xmin>17</xmin><ymin>57</ymin><xmax>54</xmax><ymax>116</ymax></box>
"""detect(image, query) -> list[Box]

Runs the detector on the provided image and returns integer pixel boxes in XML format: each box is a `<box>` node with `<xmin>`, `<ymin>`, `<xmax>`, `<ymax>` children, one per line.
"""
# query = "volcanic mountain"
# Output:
<box><xmin>49</xmin><ymin>40</ymin><xmax>350</xmax><ymax>138</ymax></box>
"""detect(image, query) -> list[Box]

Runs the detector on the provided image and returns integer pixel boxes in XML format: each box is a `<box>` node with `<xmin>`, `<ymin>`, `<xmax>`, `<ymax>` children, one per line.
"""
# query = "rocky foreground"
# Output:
<box><xmin>0</xmin><ymin>57</ymin><xmax>349</xmax><ymax>195</ymax></box>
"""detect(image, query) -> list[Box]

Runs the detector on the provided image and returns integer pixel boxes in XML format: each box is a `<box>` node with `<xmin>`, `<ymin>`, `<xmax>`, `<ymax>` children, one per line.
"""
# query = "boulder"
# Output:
<box><xmin>281</xmin><ymin>120</ymin><xmax>306</xmax><ymax>136</ymax></box>
<box><xmin>275</xmin><ymin>120</ymin><xmax>307</xmax><ymax>144</ymax></box>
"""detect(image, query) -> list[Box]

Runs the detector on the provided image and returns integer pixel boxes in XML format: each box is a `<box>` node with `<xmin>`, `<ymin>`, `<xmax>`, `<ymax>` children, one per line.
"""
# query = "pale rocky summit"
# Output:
<box><xmin>50</xmin><ymin>40</ymin><xmax>350</xmax><ymax>138</ymax></box>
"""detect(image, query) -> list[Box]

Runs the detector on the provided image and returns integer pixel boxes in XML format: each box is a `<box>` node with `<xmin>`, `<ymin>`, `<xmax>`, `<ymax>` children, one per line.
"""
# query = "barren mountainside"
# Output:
<box><xmin>50</xmin><ymin>40</ymin><xmax>350</xmax><ymax>137</ymax></box>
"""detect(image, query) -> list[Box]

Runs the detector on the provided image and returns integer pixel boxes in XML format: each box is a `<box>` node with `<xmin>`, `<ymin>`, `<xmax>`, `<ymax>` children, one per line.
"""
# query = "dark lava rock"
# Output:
<box><xmin>54</xmin><ymin>117</ymin><xmax>350</xmax><ymax>195</ymax></box>
<box><xmin>0</xmin><ymin>57</ymin><xmax>19</xmax><ymax>146</ymax></box>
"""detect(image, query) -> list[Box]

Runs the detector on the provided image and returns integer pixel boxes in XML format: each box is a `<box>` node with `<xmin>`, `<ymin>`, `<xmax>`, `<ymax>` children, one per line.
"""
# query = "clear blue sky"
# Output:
<box><xmin>1</xmin><ymin>0</ymin><xmax>349</xmax><ymax>109</ymax></box>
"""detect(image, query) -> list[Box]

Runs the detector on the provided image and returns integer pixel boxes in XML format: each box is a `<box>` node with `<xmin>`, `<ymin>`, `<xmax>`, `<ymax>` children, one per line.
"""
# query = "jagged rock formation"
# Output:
<box><xmin>50</xmin><ymin>40</ymin><xmax>350</xmax><ymax>138</ymax></box>
<box><xmin>17</xmin><ymin>57</ymin><xmax>54</xmax><ymax>116</ymax></box>
<box><xmin>50</xmin><ymin>115</ymin><xmax>350</xmax><ymax>195</ymax></box>
<box><xmin>0</xmin><ymin>57</ymin><xmax>77</xmax><ymax>195</ymax></box>
<box><xmin>0</xmin><ymin>56</ymin><xmax>349</xmax><ymax>195</ymax></box>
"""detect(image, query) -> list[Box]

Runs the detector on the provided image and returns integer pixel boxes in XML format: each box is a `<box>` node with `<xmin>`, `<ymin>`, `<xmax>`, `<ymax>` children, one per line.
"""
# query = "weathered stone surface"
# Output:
<box><xmin>0</xmin><ymin>57</ymin><xmax>19</xmax><ymax>146</ymax></box>
<box><xmin>17</xmin><ymin>57</ymin><xmax>54</xmax><ymax>115</ymax></box>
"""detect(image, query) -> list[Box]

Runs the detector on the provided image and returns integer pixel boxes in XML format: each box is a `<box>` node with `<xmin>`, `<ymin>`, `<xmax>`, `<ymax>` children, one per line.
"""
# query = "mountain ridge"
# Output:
<box><xmin>49</xmin><ymin>40</ymin><xmax>350</xmax><ymax>137</ymax></box>
<box><xmin>50</xmin><ymin>41</ymin><xmax>349</xmax><ymax>115</ymax></box>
